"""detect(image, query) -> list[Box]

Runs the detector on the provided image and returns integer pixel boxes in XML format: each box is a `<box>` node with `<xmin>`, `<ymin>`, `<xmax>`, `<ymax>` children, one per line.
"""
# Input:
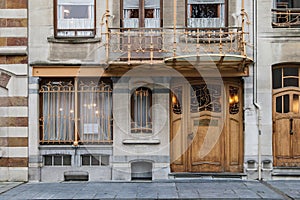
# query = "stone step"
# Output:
<box><xmin>272</xmin><ymin>168</ymin><xmax>300</xmax><ymax>179</ymax></box>
<box><xmin>64</xmin><ymin>171</ymin><xmax>89</xmax><ymax>181</ymax></box>
<box><xmin>169</xmin><ymin>172</ymin><xmax>247</xmax><ymax>179</ymax></box>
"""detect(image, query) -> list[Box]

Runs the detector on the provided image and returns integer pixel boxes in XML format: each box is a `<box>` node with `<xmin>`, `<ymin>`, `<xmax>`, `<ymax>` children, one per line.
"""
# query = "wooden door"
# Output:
<box><xmin>273</xmin><ymin>91</ymin><xmax>300</xmax><ymax>167</ymax></box>
<box><xmin>188</xmin><ymin>84</ymin><xmax>225</xmax><ymax>172</ymax></box>
<box><xmin>170</xmin><ymin>80</ymin><xmax>243</xmax><ymax>173</ymax></box>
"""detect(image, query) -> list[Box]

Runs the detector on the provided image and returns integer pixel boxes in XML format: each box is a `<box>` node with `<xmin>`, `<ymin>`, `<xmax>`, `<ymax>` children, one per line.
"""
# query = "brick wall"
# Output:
<box><xmin>0</xmin><ymin>0</ymin><xmax>28</xmax><ymax>181</ymax></box>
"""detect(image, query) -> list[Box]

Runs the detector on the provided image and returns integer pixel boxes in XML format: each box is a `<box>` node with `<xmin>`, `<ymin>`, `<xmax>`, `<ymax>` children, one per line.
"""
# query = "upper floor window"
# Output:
<box><xmin>187</xmin><ymin>0</ymin><xmax>226</xmax><ymax>28</ymax></box>
<box><xmin>272</xmin><ymin>0</ymin><xmax>300</xmax><ymax>28</ymax></box>
<box><xmin>122</xmin><ymin>0</ymin><xmax>162</xmax><ymax>28</ymax></box>
<box><xmin>55</xmin><ymin>0</ymin><xmax>95</xmax><ymax>38</ymax></box>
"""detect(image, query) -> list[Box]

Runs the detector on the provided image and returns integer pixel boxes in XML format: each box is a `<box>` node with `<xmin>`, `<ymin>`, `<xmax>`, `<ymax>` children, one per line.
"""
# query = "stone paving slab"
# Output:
<box><xmin>267</xmin><ymin>180</ymin><xmax>300</xmax><ymax>200</ymax></box>
<box><xmin>0</xmin><ymin>180</ymin><xmax>296</xmax><ymax>199</ymax></box>
<box><xmin>0</xmin><ymin>182</ymin><xmax>23</xmax><ymax>194</ymax></box>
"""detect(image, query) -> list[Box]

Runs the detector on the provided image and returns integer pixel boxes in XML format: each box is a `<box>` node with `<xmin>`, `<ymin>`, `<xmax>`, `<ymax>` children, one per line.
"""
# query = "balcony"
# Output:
<box><xmin>104</xmin><ymin>27</ymin><xmax>252</xmax><ymax>76</ymax></box>
<box><xmin>272</xmin><ymin>8</ymin><xmax>300</xmax><ymax>28</ymax></box>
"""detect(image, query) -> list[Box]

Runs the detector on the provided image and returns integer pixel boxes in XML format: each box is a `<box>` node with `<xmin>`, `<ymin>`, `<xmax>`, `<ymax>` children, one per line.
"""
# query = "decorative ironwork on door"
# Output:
<box><xmin>190</xmin><ymin>84</ymin><xmax>221</xmax><ymax>113</ymax></box>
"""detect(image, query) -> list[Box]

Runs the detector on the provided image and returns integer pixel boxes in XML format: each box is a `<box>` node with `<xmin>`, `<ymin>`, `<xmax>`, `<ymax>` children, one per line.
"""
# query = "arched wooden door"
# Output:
<box><xmin>170</xmin><ymin>79</ymin><xmax>243</xmax><ymax>173</ymax></box>
<box><xmin>273</xmin><ymin>66</ymin><xmax>300</xmax><ymax>167</ymax></box>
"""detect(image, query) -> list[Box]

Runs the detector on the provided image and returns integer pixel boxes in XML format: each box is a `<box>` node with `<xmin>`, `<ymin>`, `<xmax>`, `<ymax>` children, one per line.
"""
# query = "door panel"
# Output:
<box><xmin>229</xmin><ymin>118</ymin><xmax>240</xmax><ymax>165</ymax></box>
<box><xmin>227</xmin><ymin>85</ymin><xmax>243</xmax><ymax>172</ymax></box>
<box><xmin>170</xmin><ymin>86</ymin><xmax>186</xmax><ymax>172</ymax></box>
<box><xmin>171</xmin><ymin>119</ymin><xmax>184</xmax><ymax>165</ymax></box>
<box><xmin>292</xmin><ymin>119</ymin><xmax>300</xmax><ymax>157</ymax></box>
<box><xmin>275</xmin><ymin>118</ymin><xmax>291</xmax><ymax>158</ymax></box>
<box><xmin>190</xmin><ymin>116</ymin><xmax>223</xmax><ymax>172</ymax></box>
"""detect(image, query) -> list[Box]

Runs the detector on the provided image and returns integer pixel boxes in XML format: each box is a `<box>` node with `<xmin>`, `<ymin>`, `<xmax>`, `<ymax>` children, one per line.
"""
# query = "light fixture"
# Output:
<box><xmin>172</xmin><ymin>94</ymin><xmax>177</xmax><ymax>105</ymax></box>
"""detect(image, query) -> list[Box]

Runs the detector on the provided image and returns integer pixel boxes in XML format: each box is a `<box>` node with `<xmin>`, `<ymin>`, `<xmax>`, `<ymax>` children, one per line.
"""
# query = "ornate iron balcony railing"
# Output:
<box><xmin>272</xmin><ymin>8</ymin><xmax>300</xmax><ymax>28</ymax></box>
<box><xmin>106</xmin><ymin>27</ymin><xmax>248</xmax><ymax>64</ymax></box>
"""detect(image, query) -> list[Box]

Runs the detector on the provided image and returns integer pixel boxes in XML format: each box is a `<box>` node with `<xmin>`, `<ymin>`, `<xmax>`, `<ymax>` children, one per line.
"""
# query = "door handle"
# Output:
<box><xmin>290</xmin><ymin>118</ymin><xmax>294</xmax><ymax>135</ymax></box>
<box><xmin>188</xmin><ymin>132</ymin><xmax>194</xmax><ymax>140</ymax></box>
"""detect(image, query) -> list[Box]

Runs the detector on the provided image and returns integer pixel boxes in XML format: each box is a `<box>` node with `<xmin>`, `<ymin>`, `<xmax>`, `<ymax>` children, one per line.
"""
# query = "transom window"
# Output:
<box><xmin>122</xmin><ymin>0</ymin><xmax>161</xmax><ymax>28</ymax></box>
<box><xmin>272</xmin><ymin>66</ymin><xmax>299</xmax><ymax>89</ymax></box>
<box><xmin>187</xmin><ymin>0</ymin><xmax>226</xmax><ymax>28</ymax></box>
<box><xmin>39</xmin><ymin>78</ymin><xmax>113</xmax><ymax>144</ymax></box>
<box><xmin>273</xmin><ymin>66</ymin><xmax>300</xmax><ymax>114</ymax></box>
<box><xmin>55</xmin><ymin>0</ymin><xmax>95</xmax><ymax>37</ymax></box>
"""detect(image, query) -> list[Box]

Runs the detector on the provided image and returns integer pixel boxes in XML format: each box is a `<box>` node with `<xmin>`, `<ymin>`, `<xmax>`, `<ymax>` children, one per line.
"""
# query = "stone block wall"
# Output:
<box><xmin>0</xmin><ymin>0</ymin><xmax>28</xmax><ymax>181</ymax></box>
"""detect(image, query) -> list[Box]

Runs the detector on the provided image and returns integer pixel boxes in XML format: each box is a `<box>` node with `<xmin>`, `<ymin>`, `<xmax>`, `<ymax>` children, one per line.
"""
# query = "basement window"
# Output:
<box><xmin>81</xmin><ymin>155</ymin><xmax>110</xmax><ymax>166</ymax></box>
<box><xmin>44</xmin><ymin>155</ymin><xmax>71</xmax><ymax>166</ymax></box>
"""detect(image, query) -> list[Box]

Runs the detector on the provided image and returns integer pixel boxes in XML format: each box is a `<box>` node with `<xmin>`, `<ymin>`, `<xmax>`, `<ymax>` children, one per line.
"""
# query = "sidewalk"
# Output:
<box><xmin>0</xmin><ymin>179</ymin><xmax>299</xmax><ymax>199</ymax></box>
<box><xmin>0</xmin><ymin>182</ymin><xmax>23</xmax><ymax>195</ymax></box>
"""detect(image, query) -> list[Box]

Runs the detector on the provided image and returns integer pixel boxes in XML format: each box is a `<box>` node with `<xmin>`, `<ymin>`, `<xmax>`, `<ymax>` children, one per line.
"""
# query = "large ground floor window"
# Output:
<box><xmin>39</xmin><ymin>78</ymin><xmax>113</xmax><ymax>144</ymax></box>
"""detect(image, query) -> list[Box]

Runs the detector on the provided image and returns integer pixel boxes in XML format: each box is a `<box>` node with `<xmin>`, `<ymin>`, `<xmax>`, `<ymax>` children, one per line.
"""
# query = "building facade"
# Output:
<box><xmin>0</xmin><ymin>0</ymin><xmax>28</xmax><ymax>181</ymax></box>
<box><xmin>1</xmin><ymin>0</ymin><xmax>299</xmax><ymax>182</ymax></box>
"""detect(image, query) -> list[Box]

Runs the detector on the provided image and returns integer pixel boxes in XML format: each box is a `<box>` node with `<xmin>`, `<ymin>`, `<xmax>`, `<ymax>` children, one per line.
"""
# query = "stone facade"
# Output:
<box><xmin>0</xmin><ymin>0</ymin><xmax>294</xmax><ymax>182</ymax></box>
<box><xmin>0</xmin><ymin>0</ymin><xmax>28</xmax><ymax>181</ymax></box>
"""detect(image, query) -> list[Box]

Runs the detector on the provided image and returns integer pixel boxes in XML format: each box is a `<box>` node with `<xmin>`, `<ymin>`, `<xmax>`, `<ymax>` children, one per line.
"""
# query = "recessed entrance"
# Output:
<box><xmin>170</xmin><ymin>78</ymin><xmax>243</xmax><ymax>173</ymax></box>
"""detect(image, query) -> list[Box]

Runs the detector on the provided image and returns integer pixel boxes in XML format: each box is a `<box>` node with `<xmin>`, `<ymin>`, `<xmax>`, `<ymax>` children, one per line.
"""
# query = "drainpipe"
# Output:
<box><xmin>252</xmin><ymin>0</ymin><xmax>262</xmax><ymax>180</ymax></box>
<box><xmin>173</xmin><ymin>0</ymin><xmax>177</xmax><ymax>58</ymax></box>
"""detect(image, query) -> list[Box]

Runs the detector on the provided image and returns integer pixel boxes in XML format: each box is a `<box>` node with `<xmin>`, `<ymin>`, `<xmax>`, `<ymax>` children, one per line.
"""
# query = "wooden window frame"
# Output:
<box><xmin>54</xmin><ymin>0</ymin><xmax>96</xmax><ymax>38</ymax></box>
<box><xmin>120</xmin><ymin>0</ymin><xmax>163</xmax><ymax>28</ymax></box>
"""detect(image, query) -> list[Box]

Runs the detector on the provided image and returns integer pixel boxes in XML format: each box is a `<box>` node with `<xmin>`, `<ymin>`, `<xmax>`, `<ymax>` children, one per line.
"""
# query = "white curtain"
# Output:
<box><xmin>41</xmin><ymin>82</ymin><xmax>75</xmax><ymax>142</ymax></box>
<box><xmin>79</xmin><ymin>82</ymin><xmax>112</xmax><ymax>142</ymax></box>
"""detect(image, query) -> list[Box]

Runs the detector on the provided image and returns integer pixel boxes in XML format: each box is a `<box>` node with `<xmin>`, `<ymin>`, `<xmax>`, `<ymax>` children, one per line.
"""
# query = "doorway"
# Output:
<box><xmin>170</xmin><ymin>78</ymin><xmax>243</xmax><ymax>173</ymax></box>
<box><xmin>273</xmin><ymin>65</ymin><xmax>300</xmax><ymax>167</ymax></box>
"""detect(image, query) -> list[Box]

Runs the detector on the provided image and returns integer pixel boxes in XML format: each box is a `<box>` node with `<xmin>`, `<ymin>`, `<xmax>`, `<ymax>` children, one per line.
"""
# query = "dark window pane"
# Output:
<box><xmin>284</xmin><ymin>67</ymin><xmax>298</xmax><ymax>76</ymax></box>
<box><xmin>63</xmin><ymin>155</ymin><xmax>71</xmax><ymax>166</ymax></box>
<box><xmin>145</xmin><ymin>9</ymin><xmax>154</xmax><ymax>18</ymax></box>
<box><xmin>284</xmin><ymin>94</ymin><xmax>290</xmax><ymax>113</ymax></box>
<box><xmin>276</xmin><ymin>96</ymin><xmax>282</xmax><ymax>113</ymax></box>
<box><xmin>273</xmin><ymin>68</ymin><xmax>282</xmax><ymax>89</ymax></box>
<box><xmin>284</xmin><ymin>78</ymin><xmax>299</xmax><ymax>87</ymax></box>
<box><xmin>191</xmin><ymin>4</ymin><xmax>219</xmax><ymax>18</ymax></box>
<box><xmin>127</xmin><ymin>9</ymin><xmax>139</xmax><ymax>18</ymax></box>
<box><xmin>101</xmin><ymin>155</ymin><xmax>109</xmax><ymax>166</ymax></box>
<box><xmin>82</xmin><ymin>155</ymin><xmax>90</xmax><ymax>166</ymax></box>
<box><xmin>44</xmin><ymin>156</ymin><xmax>52</xmax><ymax>166</ymax></box>
<box><xmin>54</xmin><ymin>156</ymin><xmax>62</xmax><ymax>166</ymax></box>
<box><xmin>91</xmin><ymin>156</ymin><xmax>100</xmax><ymax>166</ymax></box>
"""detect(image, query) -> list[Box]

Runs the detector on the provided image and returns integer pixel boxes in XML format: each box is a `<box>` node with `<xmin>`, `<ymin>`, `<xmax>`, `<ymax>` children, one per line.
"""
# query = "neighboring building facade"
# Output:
<box><xmin>256</xmin><ymin>0</ymin><xmax>300</xmax><ymax>179</ymax></box>
<box><xmin>0</xmin><ymin>0</ymin><xmax>28</xmax><ymax>181</ymax></box>
<box><xmin>0</xmin><ymin>0</ymin><xmax>296</xmax><ymax>182</ymax></box>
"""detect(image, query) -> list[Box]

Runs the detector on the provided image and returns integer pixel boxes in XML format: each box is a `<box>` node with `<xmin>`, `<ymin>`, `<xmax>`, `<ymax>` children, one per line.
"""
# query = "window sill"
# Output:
<box><xmin>122</xmin><ymin>139</ymin><xmax>160</xmax><ymax>145</ymax></box>
<box><xmin>47</xmin><ymin>36</ymin><xmax>101</xmax><ymax>44</ymax></box>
